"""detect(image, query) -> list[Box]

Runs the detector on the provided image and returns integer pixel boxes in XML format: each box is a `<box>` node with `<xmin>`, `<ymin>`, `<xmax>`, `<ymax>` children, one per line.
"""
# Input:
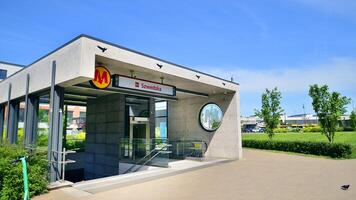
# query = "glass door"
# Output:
<box><xmin>125</xmin><ymin>96</ymin><xmax>150</xmax><ymax>160</ymax></box>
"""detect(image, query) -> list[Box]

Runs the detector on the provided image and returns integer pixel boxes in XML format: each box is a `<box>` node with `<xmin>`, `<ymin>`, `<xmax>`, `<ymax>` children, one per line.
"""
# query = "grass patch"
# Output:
<box><xmin>242</xmin><ymin>132</ymin><xmax>356</xmax><ymax>159</ymax></box>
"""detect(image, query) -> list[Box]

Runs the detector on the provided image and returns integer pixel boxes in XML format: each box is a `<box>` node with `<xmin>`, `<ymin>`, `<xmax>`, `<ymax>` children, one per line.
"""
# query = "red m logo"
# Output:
<box><xmin>94</xmin><ymin>69</ymin><xmax>109</xmax><ymax>84</ymax></box>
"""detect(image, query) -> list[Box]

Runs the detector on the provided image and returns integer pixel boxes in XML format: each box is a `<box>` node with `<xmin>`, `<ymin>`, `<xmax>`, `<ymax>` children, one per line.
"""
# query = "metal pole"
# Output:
<box><xmin>20</xmin><ymin>157</ymin><xmax>29</xmax><ymax>200</ymax></box>
<box><xmin>63</xmin><ymin>105</ymin><xmax>68</xmax><ymax>148</ymax></box>
<box><xmin>58</xmin><ymin>108</ymin><xmax>63</xmax><ymax>180</ymax></box>
<box><xmin>62</xmin><ymin>148</ymin><xmax>66</xmax><ymax>182</ymax></box>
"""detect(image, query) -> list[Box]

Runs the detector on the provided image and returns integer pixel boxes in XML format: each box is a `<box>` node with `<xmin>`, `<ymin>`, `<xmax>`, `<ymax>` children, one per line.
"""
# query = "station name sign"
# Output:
<box><xmin>112</xmin><ymin>75</ymin><xmax>176</xmax><ymax>96</ymax></box>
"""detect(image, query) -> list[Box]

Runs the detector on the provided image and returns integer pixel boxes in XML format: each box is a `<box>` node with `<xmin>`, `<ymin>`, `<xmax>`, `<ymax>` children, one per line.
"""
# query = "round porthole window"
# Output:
<box><xmin>199</xmin><ymin>103</ymin><xmax>223</xmax><ymax>132</ymax></box>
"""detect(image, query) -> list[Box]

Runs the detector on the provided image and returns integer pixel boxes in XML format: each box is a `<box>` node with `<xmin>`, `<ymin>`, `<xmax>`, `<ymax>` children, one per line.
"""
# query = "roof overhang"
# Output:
<box><xmin>0</xmin><ymin>34</ymin><xmax>239</xmax><ymax>104</ymax></box>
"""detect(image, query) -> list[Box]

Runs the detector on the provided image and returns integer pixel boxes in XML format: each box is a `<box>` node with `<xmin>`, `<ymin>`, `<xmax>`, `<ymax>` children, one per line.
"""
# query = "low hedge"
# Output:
<box><xmin>0</xmin><ymin>144</ymin><xmax>48</xmax><ymax>200</ymax></box>
<box><xmin>242</xmin><ymin>140</ymin><xmax>352</xmax><ymax>158</ymax></box>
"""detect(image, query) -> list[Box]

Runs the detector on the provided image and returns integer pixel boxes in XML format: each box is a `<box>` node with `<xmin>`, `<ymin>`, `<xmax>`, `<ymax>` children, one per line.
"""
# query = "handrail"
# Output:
<box><xmin>123</xmin><ymin>143</ymin><xmax>171</xmax><ymax>174</ymax></box>
<box><xmin>133</xmin><ymin>148</ymin><xmax>172</xmax><ymax>172</ymax></box>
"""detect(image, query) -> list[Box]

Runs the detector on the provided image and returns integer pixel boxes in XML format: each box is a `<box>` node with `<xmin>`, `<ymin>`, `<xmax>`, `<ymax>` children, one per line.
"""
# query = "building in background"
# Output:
<box><xmin>241</xmin><ymin>114</ymin><xmax>351</xmax><ymax>132</ymax></box>
<box><xmin>0</xmin><ymin>61</ymin><xmax>24</xmax><ymax>81</ymax></box>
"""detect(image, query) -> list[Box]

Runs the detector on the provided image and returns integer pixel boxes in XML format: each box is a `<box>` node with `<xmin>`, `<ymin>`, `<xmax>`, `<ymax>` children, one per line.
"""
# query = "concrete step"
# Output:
<box><xmin>73</xmin><ymin>158</ymin><xmax>231</xmax><ymax>194</ymax></box>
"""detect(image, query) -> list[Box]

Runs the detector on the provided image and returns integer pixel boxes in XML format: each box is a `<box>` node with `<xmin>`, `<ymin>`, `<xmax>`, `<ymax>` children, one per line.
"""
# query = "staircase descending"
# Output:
<box><xmin>123</xmin><ymin>144</ymin><xmax>172</xmax><ymax>174</ymax></box>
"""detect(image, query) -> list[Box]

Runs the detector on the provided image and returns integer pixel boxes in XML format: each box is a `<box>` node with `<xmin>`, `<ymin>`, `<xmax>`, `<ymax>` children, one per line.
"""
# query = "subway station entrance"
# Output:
<box><xmin>0</xmin><ymin>34</ymin><xmax>241</xmax><ymax>185</ymax></box>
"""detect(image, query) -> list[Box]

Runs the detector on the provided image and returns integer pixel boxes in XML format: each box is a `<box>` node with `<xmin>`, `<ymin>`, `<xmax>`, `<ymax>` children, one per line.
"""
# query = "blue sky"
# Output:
<box><xmin>0</xmin><ymin>0</ymin><xmax>355</xmax><ymax>116</ymax></box>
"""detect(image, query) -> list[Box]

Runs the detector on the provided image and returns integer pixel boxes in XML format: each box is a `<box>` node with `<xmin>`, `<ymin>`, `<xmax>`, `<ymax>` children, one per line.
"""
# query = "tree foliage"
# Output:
<box><xmin>255</xmin><ymin>87</ymin><xmax>283</xmax><ymax>139</ymax></box>
<box><xmin>350</xmin><ymin>110</ymin><xmax>356</xmax><ymax>131</ymax></box>
<box><xmin>308</xmin><ymin>84</ymin><xmax>350</xmax><ymax>143</ymax></box>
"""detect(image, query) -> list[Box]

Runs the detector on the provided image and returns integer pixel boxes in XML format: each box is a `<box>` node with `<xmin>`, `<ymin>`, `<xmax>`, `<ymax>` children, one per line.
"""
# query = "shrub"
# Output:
<box><xmin>336</xmin><ymin>126</ymin><xmax>344</xmax><ymax>132</ymax></box>
<box><xmin>290</xmin><ymin>128</ymin><xmax>302</xmax><ymax>133</ymax></box>
<box><xmin>65</xmin><ymin>131</ymin><xmax>86</xmax><ymax>151</ymax></box>
<box><xmin>343</xmin><ymin>127</ymin><xmax>355</xmax><ymax>132</ymax></box>
<box><xmin>273</xmin><ymin>128</ymin><xmax>289</xmax><ymax>133</ymax></box>
<box><xmin>0</xmin><ymin>144</ymin><xmax>48</xmax><ymax>200</ymax></box>
<box><xmin>303</xmin><ymin>125</ymin><xmax>322</xmax><ymax>132</ymax></box>
<box><xmin>65</xmin><ymin>140</ymin><xmax>85</xmax><ymax>152</ymax></box>
<box><xmin>242</xmin><ymin>140</ymin><xmax>352</xmax><ymax>158</ymax></box>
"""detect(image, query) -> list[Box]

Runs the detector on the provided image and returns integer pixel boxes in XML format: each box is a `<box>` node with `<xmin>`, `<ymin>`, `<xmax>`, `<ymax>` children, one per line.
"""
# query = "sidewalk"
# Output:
<box><xmin>34</xmin><ymin>149</ymin><xmax>356</xmax><ymax>200</ymax></box>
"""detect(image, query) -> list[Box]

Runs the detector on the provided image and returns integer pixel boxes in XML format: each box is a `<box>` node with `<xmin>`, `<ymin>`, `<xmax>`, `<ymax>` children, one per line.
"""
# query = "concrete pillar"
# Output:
<box><xmin>24</xmin><ymin>96</ymin><xmax>39</xmax><ymax>146</ymax></box>
<box><xmin>48</xmin><ymin>86</ymin><xmax>64</xmax><ymax>183</ymax></box>
<box><xmin>149</xmin><ymin>98</ymin><xmax>155</xmax><ymax>140</ymax></box>
<box><xmin>6</xmin><ymin>101</ymin><xmax>19</xmax><ymax>144</ymax></box>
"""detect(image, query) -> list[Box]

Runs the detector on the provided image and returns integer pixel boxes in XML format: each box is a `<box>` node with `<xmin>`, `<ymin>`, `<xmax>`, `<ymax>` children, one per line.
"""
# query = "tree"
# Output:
<box><xmin>350</xmin><ymin>110</ymin><xmax>356</xmax><ymax>131</ymax></box>
<box><xmin>308</xmin><ymin>84</ymin><xmax>350</xmax><ymax>143</ymax></box>
<box><xmin>255</xmin><ymin>87</ymin><xmax>283</xmax><ymax>139</ymax></box>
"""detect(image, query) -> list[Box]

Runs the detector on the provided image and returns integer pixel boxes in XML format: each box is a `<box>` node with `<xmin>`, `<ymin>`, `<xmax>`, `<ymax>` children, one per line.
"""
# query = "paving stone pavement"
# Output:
<box><xmin>34</xmin><ymin>149</ymin><xmax>356</xmax><ymax>200</ymax></box>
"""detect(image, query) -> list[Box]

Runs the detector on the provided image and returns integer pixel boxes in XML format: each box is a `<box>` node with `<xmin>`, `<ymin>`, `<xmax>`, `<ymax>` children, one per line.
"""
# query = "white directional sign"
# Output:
<box><xmin>113</xmin><ymin>75</ymin><xmax>176</xmax><ymax>96</ymax></box>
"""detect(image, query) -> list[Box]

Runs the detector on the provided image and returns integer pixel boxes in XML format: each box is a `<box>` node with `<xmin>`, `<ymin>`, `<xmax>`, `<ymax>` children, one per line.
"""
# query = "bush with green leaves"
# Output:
<box><xmin>303</xmin><ymin>125</ymin><xmax>322</xmax><ymax>133</ymax></box>
<box><xmin>350</xmin><ymin>111</ymin><xmax>356</xmax><ymax>131</ymax></box>
<box><xmin>273</xmin><ymin>128</ymin><xmax>289</xmax><ymax>133</ymax></box>
<box><xmin>243</xmin><ymin>139</ymin><xmax>352</xmax><ymax>158</ymax></box>
<box><xmin>0</xmin><ymin>144</ymin><xmax>48</xmax><ymax>200</ymax></box>
<box><xmin>65</xmin><ymin>131</ymin><xmax>86</xmax><ymax>151</ymax></box>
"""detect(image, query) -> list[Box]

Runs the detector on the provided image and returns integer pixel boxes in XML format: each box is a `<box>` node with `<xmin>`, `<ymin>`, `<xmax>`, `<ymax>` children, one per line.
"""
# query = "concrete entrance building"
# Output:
<box><xmin>0</xmin><ymin>35</ymin><xmax>242</xmax><ymax>184</ymax></box>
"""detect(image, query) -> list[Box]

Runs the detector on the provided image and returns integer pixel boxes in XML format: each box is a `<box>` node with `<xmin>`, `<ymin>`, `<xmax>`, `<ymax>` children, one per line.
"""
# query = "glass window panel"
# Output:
<box><xmin>37</xmin><ymin>95</ymin><xmax>50</xmax><ymax>149</ymax></box>
<box><xmin>2</xmin><ymin>105</ymin><xmax>7</xmax><ymax>140</ymax></box>
<box><xmin>155</xmin><ymin>101</ymin><xmax>167</xmax><ymax>117</ymax></box>
<box><xmin>17</xmin><ymin>101</ymin><xmax>25</xmax><ymax>145</ymax></box>
<box><xmin>199</xmin><ymin>103</ymin><xmax>223</xmax><ymax>131</ymax></box>
<box><xmin>155</xmin><ymin>117</ymin><xmax>167</xmax><ymax>139</ymax></box>
<box><xmin>126</xmin><ymin>96</ymin><xmax>149</xmax><ymax>117</ymax></box>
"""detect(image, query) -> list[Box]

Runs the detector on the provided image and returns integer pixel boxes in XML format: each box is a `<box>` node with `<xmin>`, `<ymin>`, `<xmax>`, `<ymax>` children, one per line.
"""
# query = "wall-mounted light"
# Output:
<box><xmin>222</xmin><ymin>82</ymin><xmax>226</xmax><ymax>86</ymax></box>
<box><xmin>196</xmin><ymin>75</ymin><xmax>201</xmax><ymax>79</ymax></box>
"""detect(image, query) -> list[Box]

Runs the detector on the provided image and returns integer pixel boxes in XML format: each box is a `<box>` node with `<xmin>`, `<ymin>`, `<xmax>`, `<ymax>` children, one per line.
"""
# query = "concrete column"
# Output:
<box><xmin>234</xmin><ymin>91</ymin><xmax>243</xmax><ymax>160</ymax></box>
<box><xmin>0</xmin><ymin>104</ymin><xmax>4</xmax><ymax>142</ymax></box>
<box><xmin>149</xmin><ymin>98</ymin><xmax>155</xmax><ymax>139</ymax></box>
<box><xmin>6</xmin><ymin>101</ymin><xmax>19</xmax><ymax>144</ymax></box>
<box><xmin>48</xmin><ymin>86</ymin><xmax>64</xmax><ymax>183</ymax></box>
<box><xmin>24</xmin><ymin>96</ymin><xmax>39</xmax><ymax>146</ymax></box>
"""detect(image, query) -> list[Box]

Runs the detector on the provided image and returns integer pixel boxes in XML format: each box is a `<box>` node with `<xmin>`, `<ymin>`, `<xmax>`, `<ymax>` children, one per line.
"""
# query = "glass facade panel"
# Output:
<box><xmin>2</xmin><ymin>105</ymin><xmax>7</xmax><ymax>141</ymax></box>
<box><xmin>17</xmin><ymin>101</ymin><xmax>25</xmax><ymax>145</ymax></box>
<box><xmin>36</xmin><ymin>95</ymin><xmax>50</xmax><ymax>149</ymax></box>
<box><xmin>126</xmin><ymin>96</ymin><xmax>149</xmax><ymax>117</ymax></box>
<box><xmin>155</xmin><ymin>117</ymin><xmax>167</xmax><ymax>138</ymax></box>
<box><xmin>155</xmin><ymin>101</ymin><xmax>167</xmax><ymax>139</ymax></box>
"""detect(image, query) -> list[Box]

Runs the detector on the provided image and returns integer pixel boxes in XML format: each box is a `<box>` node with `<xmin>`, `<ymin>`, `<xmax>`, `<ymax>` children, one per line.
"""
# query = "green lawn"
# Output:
<box><xmin>242</xmin><ymin>132</ymin><xmax>356</xmax><ymax>158</ymax></box>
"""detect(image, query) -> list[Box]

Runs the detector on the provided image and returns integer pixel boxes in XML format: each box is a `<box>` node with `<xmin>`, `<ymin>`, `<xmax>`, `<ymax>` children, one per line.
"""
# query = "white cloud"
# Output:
<box><xmin>291</xmin><ymin>0</ymin><xmax>356</xmax><ymax>20</ymax></box>
<box><xmin>205</xmin><ymin>57</ymin><xmax>356</xmax><ymax>93</ymax></box>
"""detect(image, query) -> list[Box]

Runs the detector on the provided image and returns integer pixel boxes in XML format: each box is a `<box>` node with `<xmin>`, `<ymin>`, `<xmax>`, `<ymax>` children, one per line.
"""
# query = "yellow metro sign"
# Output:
<box><xmin>90</xmin><ymin>66</ymin><xmax>111</xmax><ymax>89</ymax></box>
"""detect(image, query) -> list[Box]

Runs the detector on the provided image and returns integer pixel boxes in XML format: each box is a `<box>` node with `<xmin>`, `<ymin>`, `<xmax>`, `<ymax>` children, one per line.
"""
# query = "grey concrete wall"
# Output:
<box><xmin>168</xmin><ymin>91</ymin><xmax>241</xmax><ymax>160</ymax></box>
<box><xmin>84</xmin><ymin>94</ymin><xmax>125</xmax><ymax>180</ymax></box>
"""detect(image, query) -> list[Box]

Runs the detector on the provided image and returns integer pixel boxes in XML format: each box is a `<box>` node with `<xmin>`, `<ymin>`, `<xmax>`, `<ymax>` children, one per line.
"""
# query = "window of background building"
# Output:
<box><xmin>67</xmin><ymin>111</ymin><xmax>73</xmax><ymax>126</ymax></box>
<box><xmin>0</xmin><ymin>69</ymin><xmax>7</xmax><ymax>79</ymax></box>
<box><xmin>79</xmin><ymin>111</ymin><xmax>86</xmax><ymax>118</ymax></box>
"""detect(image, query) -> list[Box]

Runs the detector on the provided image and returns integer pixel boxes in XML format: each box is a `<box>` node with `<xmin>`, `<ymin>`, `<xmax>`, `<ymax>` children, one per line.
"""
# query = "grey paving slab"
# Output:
<box><xmin>34</xmin><ymin>149</ymin><xmax>356</xmax><ymax>200</ymax></box>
